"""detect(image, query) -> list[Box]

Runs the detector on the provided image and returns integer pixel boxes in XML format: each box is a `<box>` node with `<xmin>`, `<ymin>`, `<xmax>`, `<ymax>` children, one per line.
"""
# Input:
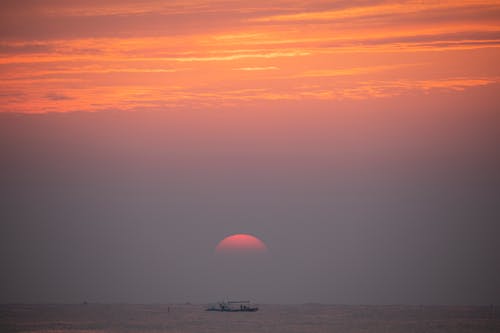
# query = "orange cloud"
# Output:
<box><xmin>252</xmin><ymin>1</ymin><xmax>500</xmax><ymax>22</ymax></box>
<box><xmin>234</xmin><ymin>66</ymin><xmax>279</xmax><ymax>71</ymax></box>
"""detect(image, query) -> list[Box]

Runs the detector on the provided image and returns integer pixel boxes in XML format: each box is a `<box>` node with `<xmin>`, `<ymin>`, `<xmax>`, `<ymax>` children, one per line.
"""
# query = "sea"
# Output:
<box><xmin>1</xmin><ymin>303</ymin><xmax>499</xmax><ymax>332</ymax></box>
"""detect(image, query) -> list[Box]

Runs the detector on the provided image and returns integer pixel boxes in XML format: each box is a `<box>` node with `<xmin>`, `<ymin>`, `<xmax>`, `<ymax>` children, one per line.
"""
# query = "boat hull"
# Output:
<box><xmin>206</xmin><ymin>308</ymin><xmax>258</xmax><ymax>312</ymax></box>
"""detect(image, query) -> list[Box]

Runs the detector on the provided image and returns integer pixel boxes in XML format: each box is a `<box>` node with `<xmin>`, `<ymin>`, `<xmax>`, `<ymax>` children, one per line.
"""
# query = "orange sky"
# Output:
<box><xmin>1</xmin><ymin>0</ymin><xmax>499</xmax><ymax>113</ymax></box>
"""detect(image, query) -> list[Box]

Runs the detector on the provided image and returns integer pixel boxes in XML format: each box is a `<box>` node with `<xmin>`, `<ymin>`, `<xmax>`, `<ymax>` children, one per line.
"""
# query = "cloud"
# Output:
<box><xmin>288</xmin><ymin>64</ymin><xmax>423</xmax><ymax>79</ymax></box>
<box><xmin>251</xmin><ymin>1</ymin><xmax>500</xmax><ymax>23</ymax></box>
<box><xmin>44</xmin><ymin>93</ymin><xmax>74</xmax><ymax>101</ymax></box>
<box><xmin>234</xmin><ymin>66</ymin><xmax>279</xmax><ymax>71</ymax></box>
<box><xmin>169</xmin><ymin>51</ymin><xmax>310</xmax><ymax>62</ymax></box>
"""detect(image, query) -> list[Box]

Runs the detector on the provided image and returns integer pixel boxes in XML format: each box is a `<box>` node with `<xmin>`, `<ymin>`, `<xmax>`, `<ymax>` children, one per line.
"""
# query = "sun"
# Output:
<box><xmin>215</xmin><ymin>233</ymin><xmax>268</xmax><ymax>255</ymax></box>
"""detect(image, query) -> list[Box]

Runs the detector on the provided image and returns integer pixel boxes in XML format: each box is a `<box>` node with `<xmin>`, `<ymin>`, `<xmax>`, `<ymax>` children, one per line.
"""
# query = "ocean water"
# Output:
<box><xmin>1</xmin><ymin>304</ymin><xmax>499</xmax><ymax>333</ymax></box>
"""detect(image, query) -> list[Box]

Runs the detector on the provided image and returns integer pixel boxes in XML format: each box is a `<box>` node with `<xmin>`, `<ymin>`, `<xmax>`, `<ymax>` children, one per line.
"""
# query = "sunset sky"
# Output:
<box><xmin>1</xmin><ymin>1</ymin><xmax>500</xmax><ymax>305</ymax></box>
<box><xmin>1</xmin><ymin>0</ymin><xmax>500</xmax><ymax>113</ymax></box>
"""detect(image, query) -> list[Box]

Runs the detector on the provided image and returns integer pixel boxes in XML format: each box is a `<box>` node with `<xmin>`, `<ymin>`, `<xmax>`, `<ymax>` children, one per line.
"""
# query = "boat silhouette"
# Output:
<box><xmin>206</xmin><ymin>300</ymin><xmax>258</xmax><ymax>312</ymax></box>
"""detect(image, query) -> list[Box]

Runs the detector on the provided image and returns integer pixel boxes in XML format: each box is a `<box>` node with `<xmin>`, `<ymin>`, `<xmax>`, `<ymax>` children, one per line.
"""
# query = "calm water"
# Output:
<box><xmin>1</xmin><ymin>304</ymin><xmax>499</xmax><ymax>333</ymax></box>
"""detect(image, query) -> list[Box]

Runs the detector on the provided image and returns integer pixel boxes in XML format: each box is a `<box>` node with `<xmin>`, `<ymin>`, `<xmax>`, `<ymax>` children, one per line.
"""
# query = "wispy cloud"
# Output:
<box><xmin>45</xmin><ymin>92</ymin><xmax>74</xmax><ymax>101</ymax></box>
<box><xmin>251</xmin><ymin>1</ymin><xmax>500</xmax><ymax>23</ymax></box>
<box><xmin>288</xmin><ymin>64</ymin><xmax>423</xmax><ymax>78</ymax></box>
<box><xmin>233</xmin><ymin>66</ymin><xmax>279</xmax><ymax>71</ymax></box>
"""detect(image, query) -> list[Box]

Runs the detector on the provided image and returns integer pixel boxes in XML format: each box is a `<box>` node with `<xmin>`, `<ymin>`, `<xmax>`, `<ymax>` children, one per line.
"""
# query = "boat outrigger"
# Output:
<box><xmin>206</xmin><ymin>300</ymin><xmax>258</xmax><ymax>312</ymax></box>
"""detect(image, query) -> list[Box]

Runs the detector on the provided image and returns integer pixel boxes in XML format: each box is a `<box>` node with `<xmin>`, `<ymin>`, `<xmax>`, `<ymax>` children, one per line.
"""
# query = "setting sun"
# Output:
<box><xmin>215</xmin><ymin>234</ymin><xmax>268</xmax><ymax>254</ymax></box>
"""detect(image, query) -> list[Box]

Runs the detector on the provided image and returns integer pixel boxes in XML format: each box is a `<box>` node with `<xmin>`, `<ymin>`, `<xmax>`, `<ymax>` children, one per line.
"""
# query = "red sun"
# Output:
<box><xmin>215</xmin><ymin>234</ymin><xmax>268</xmax><ymax>254</ymax></box>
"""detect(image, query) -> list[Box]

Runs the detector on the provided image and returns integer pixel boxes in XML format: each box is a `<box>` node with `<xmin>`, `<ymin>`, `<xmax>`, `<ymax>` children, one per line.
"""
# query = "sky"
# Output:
<box><xmin>1</xmin><ymin>0</ymin><xmax>500</xmax><ymax>304</ymax></box>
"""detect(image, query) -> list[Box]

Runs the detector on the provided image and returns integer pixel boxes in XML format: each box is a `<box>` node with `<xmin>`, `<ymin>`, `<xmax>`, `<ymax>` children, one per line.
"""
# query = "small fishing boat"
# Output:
<box><xmin>206</xmin><ymin>300</ymin><xmax>258</xmax><ymax>312</ymax></box>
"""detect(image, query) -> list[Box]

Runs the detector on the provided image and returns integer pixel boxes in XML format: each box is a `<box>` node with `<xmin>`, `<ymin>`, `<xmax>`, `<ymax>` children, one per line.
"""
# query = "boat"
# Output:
<box><xmin>206</xmin><ymin>300</ymin><xmax>259</xmax><ymax>312</ymax></box>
